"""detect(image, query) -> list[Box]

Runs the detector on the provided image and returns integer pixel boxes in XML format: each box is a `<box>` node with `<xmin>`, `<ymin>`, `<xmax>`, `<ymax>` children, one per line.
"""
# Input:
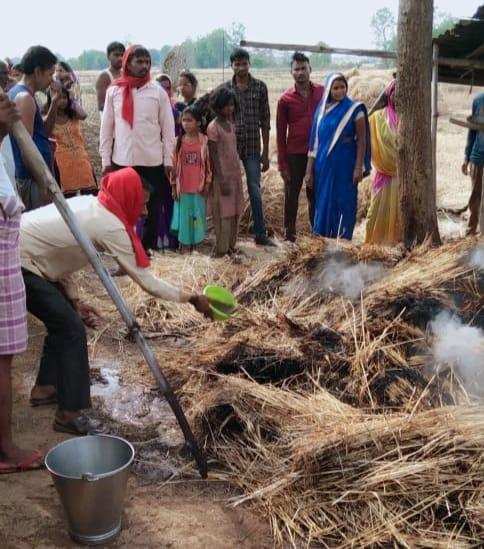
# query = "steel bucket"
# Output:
<box><xmin>45</xmin><ymin>434</ymin><xmax>135</xmax><ymax>545</ymax></box>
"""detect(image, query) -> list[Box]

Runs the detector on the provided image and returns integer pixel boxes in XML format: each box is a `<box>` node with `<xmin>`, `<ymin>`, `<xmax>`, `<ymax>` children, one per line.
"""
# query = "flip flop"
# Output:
<box><xmin>0</xmin><ymin>450</ymin><xmax>44</xmax><ymax>474</ymax></box>
<box><xmin>30</xmin><ymin>395</ymin><xmax>57</xmax><ymax>407</ymax></box>
<box><xmin>53</xmin><ymin>415</ymin><xmax>103</xmax><ymax>436</ymax></box>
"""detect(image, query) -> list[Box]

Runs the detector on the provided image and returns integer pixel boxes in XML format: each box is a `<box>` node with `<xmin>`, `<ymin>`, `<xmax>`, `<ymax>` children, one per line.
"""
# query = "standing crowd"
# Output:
<box><xmin>0</xmin><ymin>42</ymin><xmax>483</xmax><ymax>472</ymax></box>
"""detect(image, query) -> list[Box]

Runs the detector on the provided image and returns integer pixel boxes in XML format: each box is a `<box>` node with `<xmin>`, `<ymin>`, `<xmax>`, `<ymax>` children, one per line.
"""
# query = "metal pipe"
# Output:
<box><xmin>9</xmin><ymin>118</ymin><xmax>207</xmax><ymax>478</ymax></box>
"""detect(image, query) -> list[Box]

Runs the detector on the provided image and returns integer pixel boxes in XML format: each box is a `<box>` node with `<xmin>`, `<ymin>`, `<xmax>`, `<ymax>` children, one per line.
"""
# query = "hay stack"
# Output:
<box><xmin>185</xmin><ymin>375</ymin><xmax>484</xmax><ymax>547</ymax></box>
<box><xmin>163</xmin><ymin>46</ymin><xmax>189</xmax><ymax>85</ymax></box>
<box><xmin>108</xmin><ymin>235</ymin><xmax>483</xmax><ymax>546</ymax></box>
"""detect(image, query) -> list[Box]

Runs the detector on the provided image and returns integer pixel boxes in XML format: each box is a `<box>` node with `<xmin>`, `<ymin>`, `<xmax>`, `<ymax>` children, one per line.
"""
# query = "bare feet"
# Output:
<box><xmin>0</xmin><ymin>443</ymin><xmax>43</xmax><ymax>470</ymax></box>
<box><xmin>30</xmin><ymin>384</ymin><xmax>56</xmax><ymax>402</ymax></box>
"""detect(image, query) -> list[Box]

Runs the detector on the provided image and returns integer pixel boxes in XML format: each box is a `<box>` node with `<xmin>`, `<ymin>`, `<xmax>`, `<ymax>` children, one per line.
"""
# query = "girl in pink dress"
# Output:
<box><xmin>207</xmin><ymin>88</ymin><xmax>243</xmax><ymax>256</ymax></box>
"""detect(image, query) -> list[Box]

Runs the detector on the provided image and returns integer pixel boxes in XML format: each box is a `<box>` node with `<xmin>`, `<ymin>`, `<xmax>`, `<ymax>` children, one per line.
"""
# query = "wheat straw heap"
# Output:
<box><xmin>117</xmin><ymin>234</ymin><xmax>484</xmax><ymax>547</ymax></box>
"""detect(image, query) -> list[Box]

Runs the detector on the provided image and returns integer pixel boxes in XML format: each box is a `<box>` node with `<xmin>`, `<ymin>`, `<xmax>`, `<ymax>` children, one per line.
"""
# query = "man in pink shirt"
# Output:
<box><xmin>100</xmin><ymin>45</ymin><xmax>176</xmax><ymax>252</ymax></box>
<box><xmin>276</xmin><ymin>52</ymin><xmax>324</xmax><ymax>242</ymax></box>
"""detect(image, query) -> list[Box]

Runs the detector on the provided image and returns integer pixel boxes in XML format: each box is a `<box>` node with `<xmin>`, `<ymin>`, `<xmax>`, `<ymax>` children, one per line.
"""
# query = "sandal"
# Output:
<box><xmin>0</xmin><ymin>450</ymin><xmax>44</xmax><ymax>474</ymax></box>
<box><xmin>53</xmin><ymin>415</ymin><xmax>103</xmax><ymax>436</ymax></box>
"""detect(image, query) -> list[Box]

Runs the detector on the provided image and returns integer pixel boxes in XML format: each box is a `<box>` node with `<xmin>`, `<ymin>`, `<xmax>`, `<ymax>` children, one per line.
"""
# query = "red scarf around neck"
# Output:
<box><xmin>113</xmin><ymin>45</ymin><xmax>151</xmax><ymax>127</ymax></box>
<box><xmin>98</xmin><ymin>167</ymin><xmax>150</xmax><ymax>268</ymax></box>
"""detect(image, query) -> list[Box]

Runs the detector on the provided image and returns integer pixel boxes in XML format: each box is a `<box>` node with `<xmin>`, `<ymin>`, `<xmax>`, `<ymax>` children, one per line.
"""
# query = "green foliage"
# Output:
<box><xmin>371</xmin><ymin>7</ymin><xmax>396</xmax><ymax>51</ymax></box>
<box><xmin>432</xmin><ymin>10</ymin><xmax>457</xmax><ymax>38</ymax></box>
<box><xmin>68</xmin><ymin>50</ymin><xmax>106</xmax><ymax>71</ymax></box>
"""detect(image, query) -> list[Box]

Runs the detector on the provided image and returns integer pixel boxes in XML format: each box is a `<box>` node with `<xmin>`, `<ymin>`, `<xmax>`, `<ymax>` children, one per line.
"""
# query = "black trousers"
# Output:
<box><xmin>135</xmin><ymin>165</ymin><xmax>169</xmax><ymax>251</ymax></box>
<box><xmin>284</xmin><ymin>154</ymin><xmax>314</xmax><ymax>239</ymax></box>
<box><xmin>22</xmin><ymin>269</ymin><xmax>91</xmax><ymax>412</ymax></box>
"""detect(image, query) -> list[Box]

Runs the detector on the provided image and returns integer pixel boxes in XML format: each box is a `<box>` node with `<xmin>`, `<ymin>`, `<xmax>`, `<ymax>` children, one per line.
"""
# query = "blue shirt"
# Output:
<box><xmin>465</xmin><ymin>92</ymin><xmax>484</xmax><ymax>165</ymax></box>
<box><xmin>8</xmin><ymin>84</ymin><xmax>53</xmax><ymax>179</ymax></box>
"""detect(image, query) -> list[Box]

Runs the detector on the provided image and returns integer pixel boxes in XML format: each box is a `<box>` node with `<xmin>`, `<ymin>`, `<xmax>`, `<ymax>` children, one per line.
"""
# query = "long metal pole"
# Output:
<box><xmin>9</xmin><ymin>119</ymin><xmax>207</xmax><ymax>478</ymax></box>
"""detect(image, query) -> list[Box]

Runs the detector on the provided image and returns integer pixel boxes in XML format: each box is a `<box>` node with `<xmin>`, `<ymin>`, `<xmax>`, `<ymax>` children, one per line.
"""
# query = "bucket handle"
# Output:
<box><xmin>81</xmin><ymin>472</ymin><xmax>98</xmax><ymax>482</ymax></box>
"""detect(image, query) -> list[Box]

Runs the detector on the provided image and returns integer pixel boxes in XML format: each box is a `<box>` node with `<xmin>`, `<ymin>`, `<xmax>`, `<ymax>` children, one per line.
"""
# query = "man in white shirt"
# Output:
<box><xmin>100</xmin><ymin>45</ymin><xmax>176</xmax><ymax>252</ymax></box>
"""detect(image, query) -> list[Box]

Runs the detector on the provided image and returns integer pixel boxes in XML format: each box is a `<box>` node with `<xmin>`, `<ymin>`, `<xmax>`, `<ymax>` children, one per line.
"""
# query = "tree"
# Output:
<box><xmin>432</xmin><ymin>10</ymin><xmax>457</xmax><ymax>37</ymax></box>
<box><xmin>396</xmin><ymin>0</ymin><xmax>440</xmax><ymax>247</ymax></box>
<box><xmin>371</xmin><ymin>7</ymin><xmax>397</xmax><ymax>51</ymax></box>
<box><xmin>309</xmin><ymin>43</ymin><xmax>332</xmax><ymax>69</ymax></box>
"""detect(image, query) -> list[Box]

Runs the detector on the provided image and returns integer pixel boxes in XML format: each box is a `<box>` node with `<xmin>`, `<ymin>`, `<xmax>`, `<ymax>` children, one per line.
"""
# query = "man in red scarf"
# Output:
<box><xmin>20</xmin><ymin>167</ymin><xmax>211</xmax><ymax>436</ymax></box>
<box><xmin>100</xmin><ymin>45</ymin><xmax>177</xmax><ymax>253</ymax></box>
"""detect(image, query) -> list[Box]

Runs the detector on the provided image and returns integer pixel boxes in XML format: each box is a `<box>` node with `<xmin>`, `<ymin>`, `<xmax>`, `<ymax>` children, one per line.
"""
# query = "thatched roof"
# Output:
<box><xmin>434</xmin><ymin>5</ymin><xmax>484</xmax><ymax>86</ymax></box>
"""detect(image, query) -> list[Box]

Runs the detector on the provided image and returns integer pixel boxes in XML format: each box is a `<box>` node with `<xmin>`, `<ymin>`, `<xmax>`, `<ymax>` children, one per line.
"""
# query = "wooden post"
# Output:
<box><xmin>396</xmin><ymin>0</ymin><xmax>441</xmax><ymax>246</ymax></box>
<box><xmin>7</xmin><ymin>118</ymin><xmax>208</xmax><ymax>478</ymax></box>
<box><xmin>431</xmin><ymin>43</ymin><xmax>439</xmax><ymax>213</ymax></box>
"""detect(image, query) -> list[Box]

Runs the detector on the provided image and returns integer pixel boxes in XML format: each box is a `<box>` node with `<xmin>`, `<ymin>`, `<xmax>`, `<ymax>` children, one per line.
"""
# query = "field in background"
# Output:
<box><xmin>78</xmin><ymin>68</ymin><xmax>483</xmax><ymax>237</ymax></box>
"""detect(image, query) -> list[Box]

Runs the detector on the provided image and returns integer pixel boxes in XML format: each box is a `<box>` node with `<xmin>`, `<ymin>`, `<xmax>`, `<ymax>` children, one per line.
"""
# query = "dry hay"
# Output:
<box><xmin>163</xmin><ymin>46</ymin><xmax>189</xmax><ymax>85</ymax></box>
<box><xmin>348</xmin><ymin>75</ymin><xmax>390</xmax><ymax>107</ymax></box>
<box><xmin>126</xmin><ymin>236</ymin><xmax>482</xmax><ymax>411</ymax></box>
<box><xmin>184</xmin><ymin>375</ymin><xmax>484</xmax><ymax>547</ymax></box>
<box><xmin>115</xmin><ymin>236</ymin><xmax>483</xmax><ymax>546</ymax></box>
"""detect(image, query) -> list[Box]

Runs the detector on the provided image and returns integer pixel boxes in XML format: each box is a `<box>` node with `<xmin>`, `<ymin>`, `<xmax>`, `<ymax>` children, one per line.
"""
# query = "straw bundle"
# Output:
<box><xmin>184</xmin><ymin>375</ymin><xmax>484</xmax><ymax>547</ymax></box>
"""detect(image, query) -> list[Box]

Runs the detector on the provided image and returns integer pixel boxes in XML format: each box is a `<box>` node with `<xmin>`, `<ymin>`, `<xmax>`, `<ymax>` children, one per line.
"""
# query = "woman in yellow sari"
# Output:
<box><xmin>365</xmin><ymin>80</ymin><xmax>402</xmax><ymax>245</ymax></box>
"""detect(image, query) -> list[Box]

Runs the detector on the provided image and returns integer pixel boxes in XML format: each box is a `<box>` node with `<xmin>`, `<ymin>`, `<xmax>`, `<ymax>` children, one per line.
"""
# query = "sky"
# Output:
<box><xmin>2</xmin><ymin>0</ymin><xmax>481</xmax><ymax>59</ymax></box>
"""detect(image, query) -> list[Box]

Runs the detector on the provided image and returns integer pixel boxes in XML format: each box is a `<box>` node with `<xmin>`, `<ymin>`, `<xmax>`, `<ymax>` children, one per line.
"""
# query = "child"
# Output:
<box><xmin>170</xmin><ymin>106</ymin><xmax>211</xmax><ymax>251</ymax></box>
<box><xmin>45</xmin><ymin>88</ymin><xmax>96</xmax><ymax>197</ymax></box>
<box><xmin>207</xmin><ymin>87</ymin><xmax>243</xmax><ymax>256</ymax></box>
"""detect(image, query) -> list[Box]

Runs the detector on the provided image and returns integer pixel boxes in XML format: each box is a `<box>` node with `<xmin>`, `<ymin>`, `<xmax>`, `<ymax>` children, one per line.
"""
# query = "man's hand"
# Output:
<box><xmin>49</xmin><ymin>81</ymin><xmax>62</xmax><ymax>107</ymax></box>
<box><xmin>461</xmin><ymin>160</ymin><xmax>469</xmax><ymax>176</ymax></box>
<box><xmin>261</xmin><ymin>153</ymin><xmax>270</xmax><ymax>173</ymax></box>
<box><xmin>76</xmin><ymin>302</ymin><xmax>103</xmax><ymax>329</ymax></box>
<box><xmin>353</xmin><ymin>165</ymin><xmax>363</xmax><ymax>185</ymax></box>
<box><xmin>164</xmin><ymin>166</ymin><xmax>173</xmax><ymax>180</ymax></box>
<box><xmin>280</xmin><ymin>169</ymin><xmax>290</xmax><ymax>186</ymax></box>
<box><xmin>303</xmin><ymin>171</ymin><xmax>314</xmax><ymax>190</ymax></box>
<box><xmin>101</xmin><ymin>165</ymin><xmax>115</xmax><ymax>178</ymax></box>
<box><xmin>189</xmin><ymin>295</ymin><xmax>213</xmax><ymax>319</ymax></box>
<box><xmin>0</xmin><ymin>93</ymin><xmax>20</xmax><ymax>139</ymax></box>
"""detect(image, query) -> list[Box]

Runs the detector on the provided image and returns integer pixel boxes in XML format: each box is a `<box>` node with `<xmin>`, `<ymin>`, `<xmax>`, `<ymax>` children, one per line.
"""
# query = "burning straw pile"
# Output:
<box><xmin>120</xmin><ymin>236</ymin><xmax>483</xmax><ymax>546</ymax></box>
<box><xmin>186</xmin><ymin>376</ymin><xmax>483</xmax><ymax>547</ymax></box>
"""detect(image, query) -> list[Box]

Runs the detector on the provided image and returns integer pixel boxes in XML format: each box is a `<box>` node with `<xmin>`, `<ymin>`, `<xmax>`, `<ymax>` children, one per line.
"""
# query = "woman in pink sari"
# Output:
<box><xmin>365</xmin><ymin>80</ymin><xmax>402</xmax><ymax>245</ymax></box>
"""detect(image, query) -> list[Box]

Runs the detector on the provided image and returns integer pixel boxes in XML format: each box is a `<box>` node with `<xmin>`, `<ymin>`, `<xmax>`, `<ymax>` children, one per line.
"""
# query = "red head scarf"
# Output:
<box><xmin>98</xmin><ymin>167</ymin><xmax>150</xmax><ymax>268</ymax></box>
<box><xmin>113</xmin><ymin>45</ymin><xmax>151</xmax><ymax>127</ymax></box>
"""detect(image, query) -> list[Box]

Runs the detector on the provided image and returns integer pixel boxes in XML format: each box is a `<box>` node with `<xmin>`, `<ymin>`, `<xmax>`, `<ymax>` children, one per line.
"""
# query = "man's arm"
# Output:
<box><xmin>99</xmin><ymin>88</ymin><xmax>115</xmax><ymax>174</ymax></box>
<box><xmin>276</xmin><ymin>97</ymin><xmax>289</xmax><ymax>181</ymax></box>
<box><xmin>259</xmin><ymin>82</ymin><xmax>271</xmax><ymax>172</ymax></box>
<box><xmin>14</xmin><ymin>92</ymin><xmax>36</xmax><ymax>136</ymax></box>
<box><xmin>99</xmin><ymin>225</ymin><xmax>212</xmax><ymax>317</ymax></box>
<box><xmin>95</xmin><ymin>72</ymin><xmax>111</xmax><ymax>112</ymax></box>
<box><xmin>158</xmin><ymin>87</ymin><xmax>176</xmax><ymax>175</ymax></box>
<box><xmin>43</xmin><ymin>84</ymin><xmax>62</xmax><ymax>136</ymax></box>
<box><xmin>463</xmin><ymin>98</ymin><xmax>478</xmax><ymax>175</ymax></box>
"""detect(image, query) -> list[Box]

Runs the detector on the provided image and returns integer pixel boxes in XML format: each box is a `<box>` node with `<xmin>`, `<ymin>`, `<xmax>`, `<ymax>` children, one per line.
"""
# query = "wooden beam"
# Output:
<box><xmin>450</xmin><ymin>117</ymin><xmax>484</xmax><ymax>131</ymax></box>
<box><xmin>436</xmin><ymin>57</ymin><xmax>484</xmax><ymax>70</ymax></box>
<box><xmin>240</xmin><ymin>40</ymin><xmax>484</xmax><ymax>70</ymax></box>
<box><xmin>466</xmin><ymin>43</ymin><xmax>484</xmax><ymax>59</ymax></box>
<box><xmin>240</xmin><ymin>40</ymin><xmax>396</xmax><ymax>60</ymax></box>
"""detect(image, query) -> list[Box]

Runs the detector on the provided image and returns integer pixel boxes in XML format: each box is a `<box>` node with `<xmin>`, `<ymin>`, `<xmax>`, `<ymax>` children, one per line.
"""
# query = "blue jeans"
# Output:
<box><xmin>242</xmin><ymin>155</ymin><xmax>266</xmax><ymax>238</ymax></box>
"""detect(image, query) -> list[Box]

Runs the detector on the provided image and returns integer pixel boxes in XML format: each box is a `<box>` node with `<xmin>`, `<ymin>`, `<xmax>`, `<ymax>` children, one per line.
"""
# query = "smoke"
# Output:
<box><xmin>430</xmin><ymin>311</ymin><xmax>484</xmax><ymax>398</ymax></box>
<box><xmin>317</xmin><ymin>259</ymin><xmax>386</xmax><ymax>300</ymax></box>
<box><xmin>469</xmin><ymin>246</ymin><xmax>484</xmax><ymax>271</ymax></box>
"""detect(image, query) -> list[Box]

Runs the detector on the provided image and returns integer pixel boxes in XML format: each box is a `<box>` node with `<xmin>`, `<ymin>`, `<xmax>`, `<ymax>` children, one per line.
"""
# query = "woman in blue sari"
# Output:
<box><xmin>304</xmin><ymin>73</ymin><xmax>371</xmax><ymax>239</ymax></box>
